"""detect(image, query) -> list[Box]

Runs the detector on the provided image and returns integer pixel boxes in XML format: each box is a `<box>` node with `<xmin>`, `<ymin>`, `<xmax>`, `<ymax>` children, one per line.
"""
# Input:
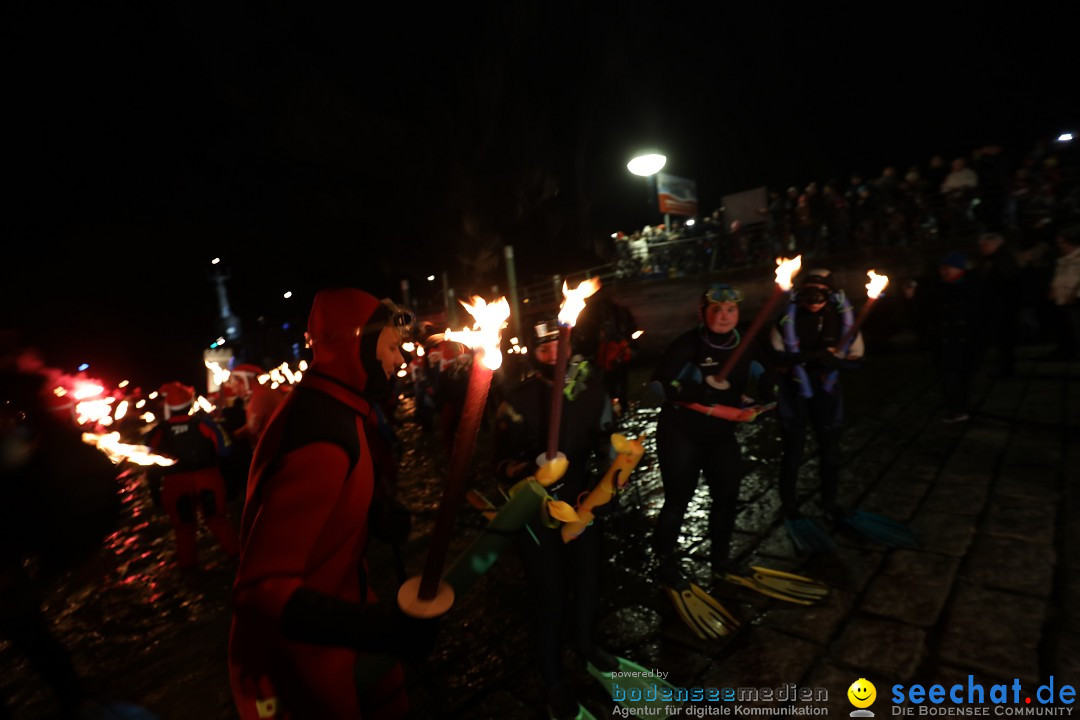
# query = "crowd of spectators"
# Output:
<box><xmin>608</xmin><ymin>135</ymin><xmax>1080</xmax><ymax>280</ymax></box>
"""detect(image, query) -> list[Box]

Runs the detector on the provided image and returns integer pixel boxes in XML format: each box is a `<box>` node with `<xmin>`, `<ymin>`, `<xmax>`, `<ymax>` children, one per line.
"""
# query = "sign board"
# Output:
<box><xmin>656</xmin><ymin>173</ymin><xmax>698</xmax><ymax>217</ymax></box>
<box><xmin>721</xmin><ymin>186</ymin><xmax>768</xmax><ymax>226</ymax></box>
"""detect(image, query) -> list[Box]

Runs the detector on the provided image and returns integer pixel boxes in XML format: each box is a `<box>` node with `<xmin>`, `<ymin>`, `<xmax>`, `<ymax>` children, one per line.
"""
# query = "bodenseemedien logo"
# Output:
<box><xmin>849</xmin><ymin>678</ymin><xmax>878</xmax><ymax>717</ymax></box>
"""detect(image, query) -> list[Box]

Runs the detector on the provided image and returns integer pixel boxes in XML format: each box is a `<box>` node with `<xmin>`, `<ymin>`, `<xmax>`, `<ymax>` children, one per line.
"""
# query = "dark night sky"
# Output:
<box><xmin>4</xmin><ymin>2</ymin><xmax>1075</xmax><ymax>386</ymax></box>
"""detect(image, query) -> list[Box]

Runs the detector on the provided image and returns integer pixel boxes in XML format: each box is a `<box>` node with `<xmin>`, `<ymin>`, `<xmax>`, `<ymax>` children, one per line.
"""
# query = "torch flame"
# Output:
<box><xmin>73</xmin><ymin>382</ymin><xmax>105</xmax><ymax>400</ymax></box>
<box><xmin>443</xmin><ymin>296</ymin><xmax>510</xmax><ymax>371</ymax></box>
<box><xmin>774</xmin><ymin>256</ymin><xmax>803</xmax><ymax>291</ymax></box>
<box><xmin>558</xmin><ymin>277</ymin><xmax>602</xmax><ymax>327</ymax></box>
<box><xmin>82</xmin><ymin>432</ymin><xmax>177</xmax><ymax>466</ymax></box>
<box><xmin>205</xmin><ymin>360</ymin><xmax>231</xmax><ymax>385</ymax></box>
<box><xmin>866</xmin><ymin>270</ymin><xmax>889</xmax><ymax>299</ymax></box>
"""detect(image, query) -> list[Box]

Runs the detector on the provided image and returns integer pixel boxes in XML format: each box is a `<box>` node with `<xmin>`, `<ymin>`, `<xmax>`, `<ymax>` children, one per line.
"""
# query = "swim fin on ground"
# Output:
<box><xmin>835</xmin><ymin>509</ymin><xmax>917</xmax><ymax>548</ymax></box>
<box><xmin>586</xmin><ymin>652</ymin><xmax>680</xmax><ymax>716</ymax></box>
<box><xmin>663</xmin><ymin>579</ymin><xmax>739</xmax><ymax>640</ymax></box>
<box><xmin>784</xmin><ymin>516</ymin><xmax>838</xmax><ymax>554</ymax></box>
<box><xmin>720</xmin><ymin>566</ymin><xmax>829</xmax><ymax>605</ymax></box>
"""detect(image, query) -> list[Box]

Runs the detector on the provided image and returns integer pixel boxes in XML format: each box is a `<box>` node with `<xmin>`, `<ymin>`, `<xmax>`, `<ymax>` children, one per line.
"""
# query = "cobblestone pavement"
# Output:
<box><xmin>405</xmin><ymin>346</ymin><xmax>1078</xmax><ymax>718</ymax></box>
<box><xmin>2</xmin><ymin>345</ymin><xmax>1075</xmax><ymax>719</ymax></box>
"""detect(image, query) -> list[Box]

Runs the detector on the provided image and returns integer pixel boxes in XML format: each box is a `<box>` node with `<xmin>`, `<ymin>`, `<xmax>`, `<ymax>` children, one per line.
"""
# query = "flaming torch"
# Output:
<box><xmin>837</xmin><ymin>270</ymin><xmax>889</xmax><ymax>355</ymax></box>
<box><xmin>398</xmin><ymin>296</ymin><xmax>510</xmax><ymax>618</ymax></box>
<box><xmin>546</xmin><ymin>277</ymin><xmax>602</xmax><ymax>461</ymax></box>
<box><xmin>712</xmin><ymin>256</ymin><xmax>802</xmax><ymax>389</ymax></box>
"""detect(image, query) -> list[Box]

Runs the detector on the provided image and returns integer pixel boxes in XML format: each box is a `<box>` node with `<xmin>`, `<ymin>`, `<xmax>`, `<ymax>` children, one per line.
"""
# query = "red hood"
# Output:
<box><xmin>306</xmin><ymin>288</ymin><xmax>385</xmax><ymax>394</ymax></box>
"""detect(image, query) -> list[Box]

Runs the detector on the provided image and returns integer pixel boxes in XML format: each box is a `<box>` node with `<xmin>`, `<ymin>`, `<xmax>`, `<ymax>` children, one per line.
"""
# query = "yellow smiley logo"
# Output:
<box><xmin>848</xmin><ymin>678</ymin><xmax>877</xmax><ymax>708</ymax></box>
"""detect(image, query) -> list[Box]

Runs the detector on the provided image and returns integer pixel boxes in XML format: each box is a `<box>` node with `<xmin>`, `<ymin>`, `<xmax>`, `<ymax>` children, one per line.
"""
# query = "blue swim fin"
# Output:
<box><xmin>784</xmin><ymin>516</ymin><xmax>838</xmax><ymax>554</ymax></box>
<box><xmin>837</xmin><ymin>510</ymin><xmax>917</xmax><ymax>548</ymax></box>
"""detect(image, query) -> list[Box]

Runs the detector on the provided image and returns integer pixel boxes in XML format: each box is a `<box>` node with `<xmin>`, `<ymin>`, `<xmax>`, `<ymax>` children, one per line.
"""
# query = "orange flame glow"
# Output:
<box><xmin>775</xmin><ymin>256</ymin><xmax>803</xmax><ymax>290</ymax></box>
<box><xmin>558</xmin><ymin>277</ymin><xmax>602</xmax><ymax>327</ymax></box>
<box><xmin>866</xmin><ymin>270</ymin><xmax>889</xmax><ymax>299</ymax></box>
<box><xmin>443</xmin><ymin>296</ymin><xmax>511</xmax><ymax>370</ymax></box>
<box><xmin>82</xmin><ymin>432</ymin><xmax>177</xmax><ymax>466</ymax></box>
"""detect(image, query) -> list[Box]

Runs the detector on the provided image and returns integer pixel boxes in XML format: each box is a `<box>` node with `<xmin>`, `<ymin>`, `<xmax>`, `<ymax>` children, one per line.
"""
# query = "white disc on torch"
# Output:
<box><xmin>706</xmin><ymin>376</ymin><xmax>731</xmax><ymax>391</ymax></box>
<box><xmin>397</xmin><ymin>576</ymin><xmax>455</xmax><ymax>619</ymax></box>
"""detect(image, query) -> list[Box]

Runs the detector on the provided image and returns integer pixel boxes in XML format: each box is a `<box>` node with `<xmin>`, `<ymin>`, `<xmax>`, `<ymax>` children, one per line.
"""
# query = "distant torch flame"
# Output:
<box><xmin>205</xmin><ymin>360</ymin><xmax>231</xmax><ymax>385</ymax></box>
<box><xmin>558</xmin><ymin>277</ymin><xmax>602</xmax><ymax>327</ymax></box>
<box><xmin>73</xmin><ymin>382</ymin><xmax>105</xmax><ymax>401</ymax></box>
<box><xmin>189</xmin><ymin>396</ymin><xmax>216</xmax><ymax>415</ymax></box>
<box><xmin>866</xmin><ymin>270</ymin><xmax>889</xmax><ymax>299</ymax></box>
<box><xmin>631</xmin><ymin>330</ymin><xmax>644</xmax><ymax>340</ymax></box>
<box><xmin>443</xmin><ymin>296</ymin><xmax>510</xmax><ymax>370</ymax></box>
<box><xmin>775</xmin><ymin>256</ymin><xmax>803</xmax><ymax>290</ymax></box>
<box><xmin>76</xmin><ymin>397</ymin><xmax>114</xmax><ymax>425</ymax></box>
<box><xmin>114</xmin><ymin>400</ymin><xmax>128</xmax><ymax>421</ymax></box>
<box><xmin>82</xmin><ymin>432</ymin><xmax>176</xmax><ymax>466</ymax></box>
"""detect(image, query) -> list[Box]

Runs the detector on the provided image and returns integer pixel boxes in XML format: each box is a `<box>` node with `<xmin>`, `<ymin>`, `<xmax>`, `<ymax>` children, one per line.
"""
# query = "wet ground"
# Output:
<box><xmin>2</xmin><ymin>343</ymin><xmax>1077</xmax><ymax>719</ymax></box>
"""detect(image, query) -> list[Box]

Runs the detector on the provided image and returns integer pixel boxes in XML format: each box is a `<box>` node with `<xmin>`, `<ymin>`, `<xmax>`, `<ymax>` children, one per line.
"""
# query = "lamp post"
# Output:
<box><xmin>628</xmin><ymin>152</ymin><xmax>669</xmax><ymax>230</ymax></box>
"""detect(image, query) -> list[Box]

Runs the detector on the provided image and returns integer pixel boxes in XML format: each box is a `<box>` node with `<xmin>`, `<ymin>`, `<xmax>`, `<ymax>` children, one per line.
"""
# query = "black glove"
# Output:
<box><xmin>281</xmin><ymin>587</ymin><xmax>440</xmax><ymax>660</ymax></box>
<box><xmin>392</xmin><ymin>605</ymin><xmax>441</xmax><ymax>660</ymax></box>
<box><xmin>810</xmin><ymin>350</ymin><xmax>843</xmax><ymax>371</ymax></box>
<box><xmin>673</xmin><ymin>381</ymin><xmax>709</xmax><ymax>404</ymax></box>
<box><xmin>368</xmin><ymin>496</ymin><xmax>412</xmax><ymax>545</ymax></box>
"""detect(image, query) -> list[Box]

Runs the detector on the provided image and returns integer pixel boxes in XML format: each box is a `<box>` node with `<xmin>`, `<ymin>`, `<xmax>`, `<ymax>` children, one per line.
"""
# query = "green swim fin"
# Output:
<box><xmin>721</xmin><ymin>566</ymin><xmax>829</xmax><ymax>605</ymax></box>
<box><xmin>664</xmin><ymin>579</ymin><xmax>739</xmax><ymax>640</ymax></box>
<box><xmin>836</xmin><ymin>510</ymin><xmax>917</xmax><ymax>548</ymax></box>
<box><xmin>549</xmin><ymin>705</ymin><xmax>597</xmax><ymax>720</ymax></box>
<box><xmin>586</xmin><ymin>653</ymin><xmax>681</xmax><ymax>716</ymax></box>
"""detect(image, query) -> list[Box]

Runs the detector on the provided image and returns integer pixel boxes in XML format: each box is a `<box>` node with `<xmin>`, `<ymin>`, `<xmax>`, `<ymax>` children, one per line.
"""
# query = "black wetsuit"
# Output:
<box><xmin>651</xmin><ymin>327</ymin><xmax>775</xmax><ymax>577</ymax></box>
<box><xmin>494</xmin><ymin>360</ymin><xmax>612</xmax><ymax>690</ymax></box>
<box><xmin>771</xmin><ymin>303</ymin><xmax>861</xmax><ymax>516</ymax></box>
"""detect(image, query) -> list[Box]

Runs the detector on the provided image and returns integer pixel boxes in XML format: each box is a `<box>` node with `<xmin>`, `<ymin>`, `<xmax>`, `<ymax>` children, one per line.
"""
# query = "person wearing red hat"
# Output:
<box><xmin>146</xmin><ymin>382</ymin><xmax>239</xmax><ymax>569</ymax></box>
<box><xmin>227</xmin><ymin>363</ymin><xmax>285</xmax><ymax>447</ymax></box>
<box><xmin>229</xmin><ymin>290</ymin><xmax>437</xmax><ymax>720</ymax></box>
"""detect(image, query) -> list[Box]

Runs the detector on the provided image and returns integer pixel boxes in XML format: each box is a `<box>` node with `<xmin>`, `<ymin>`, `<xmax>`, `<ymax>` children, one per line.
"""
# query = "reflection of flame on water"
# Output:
<box><xmin>443</xmin><ymin>296</ymin><xmax>510</xmax><ymax>370</ymax></box>
<box><xmin>558</xmin><ymin>277</ymin><xmax>601</xmax><ymax>327</ymax></box>
<box><xmin>866</xmin><ymin>270</ymin><xmax>889</xmax><ymax>299</ymax></box>
<box><xmin>82</xmin><ymin>432</ymin><xmax>176</xmax><ymax>466</ymax></box>
<box><xmin>775</xmin><ymin>256</ymin><xmax>803</xmax><ymax>290</ymax></box>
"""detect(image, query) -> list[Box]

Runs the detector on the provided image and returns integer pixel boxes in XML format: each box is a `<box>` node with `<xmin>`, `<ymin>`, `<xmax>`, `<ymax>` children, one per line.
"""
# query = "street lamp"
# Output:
<box><xmin>627</xmin><ymin>153</ymin><xmax>666</xmax><ymax>177</ymax></box>
<box><xmin>628</xmin><ymin>152</ymin><xmax>669</xmax><ymax>231</ymax></box>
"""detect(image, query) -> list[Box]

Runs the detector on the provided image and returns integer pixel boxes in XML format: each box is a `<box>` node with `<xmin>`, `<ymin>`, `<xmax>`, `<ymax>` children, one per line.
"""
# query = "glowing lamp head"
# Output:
<box><xmin>627</xmin><ymin>154</ymin><xmax>667</xmax><ymax>177</ymax></box>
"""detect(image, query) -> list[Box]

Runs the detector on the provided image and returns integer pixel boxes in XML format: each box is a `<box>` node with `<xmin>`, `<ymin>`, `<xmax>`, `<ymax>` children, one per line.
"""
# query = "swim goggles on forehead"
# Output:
<box><xmin>382</xmin><ymin>299</ymin><xmax>416</xmax><ymax>340</ymax></box>
<box><xmin>704</xmin><ymin>284</ymin><xmax>744</xmax><ymax>304</ymax></box>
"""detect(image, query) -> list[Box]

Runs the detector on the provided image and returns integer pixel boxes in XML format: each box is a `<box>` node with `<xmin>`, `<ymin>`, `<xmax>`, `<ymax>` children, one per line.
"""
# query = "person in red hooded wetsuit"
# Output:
<box><xmin>229</xmin><ymin>289</ymin><xmax>437</xmax><ymax>720</ymax></box>
<box><xmin>147</xmin><ymin>381</ymin><xmax>240</xmax><ymax>569</ymax></box>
